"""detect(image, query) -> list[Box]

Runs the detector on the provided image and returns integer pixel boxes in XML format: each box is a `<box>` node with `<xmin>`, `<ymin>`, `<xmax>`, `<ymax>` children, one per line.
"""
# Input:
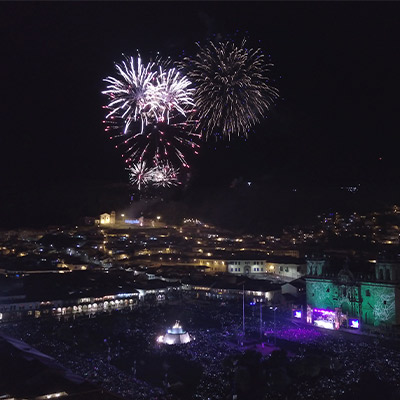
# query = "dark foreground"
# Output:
<box><xmin>1</xmin><ymin>297</ymin><xmax>400</xmax><ymax>400</ymax></box>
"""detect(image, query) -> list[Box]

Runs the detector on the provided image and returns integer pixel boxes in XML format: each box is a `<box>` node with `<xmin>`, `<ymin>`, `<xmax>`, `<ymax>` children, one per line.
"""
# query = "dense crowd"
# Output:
<box><xmin>1</xmin><ymin>297</ymin><xmax>400</xmax><ymax>399</ymax></box>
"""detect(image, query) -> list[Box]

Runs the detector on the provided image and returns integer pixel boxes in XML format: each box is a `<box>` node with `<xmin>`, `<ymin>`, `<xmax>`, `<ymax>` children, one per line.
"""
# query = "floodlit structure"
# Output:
<box><xmin>99</xmin><ymin>211</ymin><xmax>116</xmax><ymax>225</ymax></box>
<box><xmin>306</xmin><ymin>257</ymin><xmax>400</xmax><ymax>329</ymax></box>
<box><xmin>100</xmin><ymin>213</ymin><xmax>111</xmax><ymax>225</ymax></box>
<box><xmin>157</xmin><ymin>321</ymin><xmax>191</xmax><ymax>345</ymax></box>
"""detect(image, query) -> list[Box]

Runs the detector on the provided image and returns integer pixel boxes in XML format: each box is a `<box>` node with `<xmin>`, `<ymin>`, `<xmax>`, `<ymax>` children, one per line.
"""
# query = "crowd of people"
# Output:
<box><xmin>1</xmin><ymin>296</ymin><xmax>400</xmax><ymax>399</ymax></box>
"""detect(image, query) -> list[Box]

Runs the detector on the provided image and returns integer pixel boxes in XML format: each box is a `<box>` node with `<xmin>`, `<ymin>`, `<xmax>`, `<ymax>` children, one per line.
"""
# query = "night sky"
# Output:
<box><xmin>1</xmin><ymin>2</ymin><xmax>400</xmax><ymax>228</ymax></box>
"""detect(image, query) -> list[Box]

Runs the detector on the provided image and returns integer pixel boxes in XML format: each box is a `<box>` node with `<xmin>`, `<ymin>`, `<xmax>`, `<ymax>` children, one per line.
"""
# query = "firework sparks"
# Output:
<box><xmin>103</xmin><ymin>56</ymin><xmax>157</xmax><ymax>135</ymax></box>
<box><xmin>180</xmin><ymin>39</ymin><xmax>279</xmax><ymax>139</ymax></box>
<box><xmin>102</xmin><ymin>55</ymin><xmax>200</xmax><ymax>187</ymax></box>
<box><xmin>127</xmin><ymin>161</ymin><xmax>152</xmax><ymax>191</ymax></box>
<box><xmin>148</xmin><ymin>161</ymin><xmax>179</xmax><ymax>188</ymax></box>
<box><xmin>127</xmin><ymin>160</ymin><xmax>179</xmax><ymax>190</ymax></box>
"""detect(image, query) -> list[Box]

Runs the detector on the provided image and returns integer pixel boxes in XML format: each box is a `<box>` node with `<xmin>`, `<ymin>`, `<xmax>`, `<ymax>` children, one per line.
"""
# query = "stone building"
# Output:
<box><xmin>305</xmin><ymin>256</ymin><xmax>400</xmax><ymax>329</ymax></box>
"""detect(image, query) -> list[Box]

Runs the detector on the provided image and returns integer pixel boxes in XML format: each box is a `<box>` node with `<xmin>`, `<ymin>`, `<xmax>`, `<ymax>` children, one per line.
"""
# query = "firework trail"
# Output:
<box><xmin>179</xmin><ymin>39</ymin><xmax>279</xmax><ymax>139</ymax></box>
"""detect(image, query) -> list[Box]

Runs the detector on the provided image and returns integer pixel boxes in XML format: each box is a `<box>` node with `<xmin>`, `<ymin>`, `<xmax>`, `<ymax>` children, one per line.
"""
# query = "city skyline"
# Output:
<box><xmin>2</xmin><ymin>4</ymin><xmax>400</xmax><ymax>400</ymax></box>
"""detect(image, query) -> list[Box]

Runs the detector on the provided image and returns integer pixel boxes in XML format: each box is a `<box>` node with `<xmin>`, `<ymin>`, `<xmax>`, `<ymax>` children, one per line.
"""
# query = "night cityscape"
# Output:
<box><xmin>1</xmin><ymin>2</ymin><xmax>400</xmax><ymax>400</ymax></box>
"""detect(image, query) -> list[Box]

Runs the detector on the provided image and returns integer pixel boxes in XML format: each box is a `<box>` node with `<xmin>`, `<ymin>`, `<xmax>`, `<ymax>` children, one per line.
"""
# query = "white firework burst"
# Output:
<box><xmin>148</xmin><ymin>162</ymin><xmax>179</xmax><ymax>188</ymax></box>
<box><xmin>127</xmin><ymin>161</ymin><xmax>152</xmax><ymax>191</ymax></box>
<box><xmin>103</xmin><ymin>56</ymin><xmax>157</xmax><ymax>135</ymax></box>
<box><xmin>179</xmin><ymin>39</ymin><xmax>279</xmax><ymax>139</ymax></box>
<box><xmin>102</xmin><ymin>55</ymin><xmax>200</xmax><ymax>178</ymax></box>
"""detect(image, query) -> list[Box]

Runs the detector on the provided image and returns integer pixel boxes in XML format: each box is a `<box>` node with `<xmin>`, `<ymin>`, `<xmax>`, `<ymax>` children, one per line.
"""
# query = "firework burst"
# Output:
<box><xmin>103</xmin><ymin>56</ymin><xmax>157</xmax><ymax>135</ymax></box>
<box><xmin>180</xmin><ymin>39</ymin><xmax>279</xmax><ymax>139</ymax></box>
<box><xmin>127</xmin><ymin>160</ymin><xmax>179</xmax><ymax>190</ymax></box>
<box><xmin>127</xmin><ymin>161</ymin><xmax>152</xmax><ymax>191</ymax></box>
<box><xmin>148</xmin><ymin>161</ymin><xmax>179</xmax><ymax>188</ymax></box>
<box><xmin>102</xmin><ymin>55</ymin><xmax>200</xmax><ymax>189</ymax></box>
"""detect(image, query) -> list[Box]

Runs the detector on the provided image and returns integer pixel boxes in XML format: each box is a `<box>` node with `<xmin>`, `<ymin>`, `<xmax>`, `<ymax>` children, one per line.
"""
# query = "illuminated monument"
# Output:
<box><xmin>305</xmin><ymin>257</ymin><xmax>400</xmax><ymax>330</ymax></box>
<box><xmin>99</xmin><ymin>211</ymin><xmax>116</xmax><ymax>225</ymax></box>
<box><xmin>157</xmin><ymin>321</ymin><xmax>191</xmax><ymax>345</ymax></box>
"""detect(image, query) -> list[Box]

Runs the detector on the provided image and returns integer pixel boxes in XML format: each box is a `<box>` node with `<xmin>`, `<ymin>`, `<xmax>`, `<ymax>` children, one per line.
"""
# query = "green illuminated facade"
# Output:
<box><xmin>306</xmin><ymin>258</ymin><xmax>400</xmax><ymax>328</ymax></box>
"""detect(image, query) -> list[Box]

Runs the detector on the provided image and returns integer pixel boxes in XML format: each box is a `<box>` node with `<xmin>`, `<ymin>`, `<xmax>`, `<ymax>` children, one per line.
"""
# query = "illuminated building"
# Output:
<box><xmin>99</xmin><ymin>211</ymin><xmax>116</xmax><ymax>225</ymax></box>
<box><xmin>305</xmin><ymin>257</ymin><xmax>400</xmax><ymax>329</ymax></box>
<box><xmin>266</xmin><ymin>258</ymin><xmax>306</xmax><ymax>280</ymax></box>
<box><xmin>100</xmin><ymin>213</ymin><xmax>111</xmax><ymax>225</ymax></box>
<box><xmin>57</xmin><ymin>260</ymin><xmax>88</xmax><ymax>271</ymax></box>
<box><xmin>228</xmin><ymin>258</ymin><xmax>267</xmax><ymax>275</ymax></box>
<box><xmin>182</xmin><ymin>276</ymin><xmax>281</xmax><ymax>303</ymax></box>
<box><xmin>227</xmin><ymin>255</ymin><xmax>306</xmax><ymax>280</ymax></box>
<box><xmin>198</xmin><ymin>258</ymin><xmax>227</xmax><ymax>274</ymax></box>
<box><xmin>157</xmin><ymin>321</ymin><xmax>191</xmax><ymax>345</ymax></box>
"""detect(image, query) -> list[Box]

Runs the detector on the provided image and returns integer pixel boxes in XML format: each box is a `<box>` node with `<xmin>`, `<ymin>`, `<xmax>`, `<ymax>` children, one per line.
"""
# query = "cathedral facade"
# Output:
<box><xmin>305</xmin><ymin>257</ymin><xmax>400</xmax><ymax>329</ymax></box>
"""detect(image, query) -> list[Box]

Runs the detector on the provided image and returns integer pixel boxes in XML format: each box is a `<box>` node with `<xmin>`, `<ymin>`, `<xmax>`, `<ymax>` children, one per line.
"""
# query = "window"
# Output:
<box><xmin>285</xmin><ymin>267</ymin><xmax>289</xmax><ymax>272</ymax></box>
<box><xmin>231</xmin><ymin>268</ymin><xmax>233</xmax><ymax>272</ymax></box>
<box><xmin>326</xmin><ymin>288</ymin><xmax>330</xmax><ymax>293</ymax></box>
<box><xmin>366</xmin><ymin>290</ymin><xmax>371</xmax><ymax>297</ymax></box>
<box><xmin>280</xmin><ymin>266</ymin><xmax>283</xmax><ymax>271</ymax></box>
<box><xmin>384</xmin><ymin>300</ymin><xmax>387</xmax><ymax>305</ymax></box>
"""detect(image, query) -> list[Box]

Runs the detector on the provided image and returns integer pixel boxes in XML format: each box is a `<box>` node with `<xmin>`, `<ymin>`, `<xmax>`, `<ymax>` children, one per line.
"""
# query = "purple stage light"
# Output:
<box><xmin>313</xmin><ymin>308</ymin><xmax>336</xmax><ymax>316</ymax></box>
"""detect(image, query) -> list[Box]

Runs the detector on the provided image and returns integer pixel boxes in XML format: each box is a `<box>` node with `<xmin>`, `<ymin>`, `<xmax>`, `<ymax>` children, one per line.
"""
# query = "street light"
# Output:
<box><xmin>260</xmin><ymin>301</ymin><xmax>263</xmax><ymax>340</ymax></box>
<box><xmin>250</xmin><ymin>300</ymin><xmax>264</xmax><ymax>340</ymax></box>
<box><xmin>270</xmin><ymin>306</ymin><xmax>277</xmax><ymax>345</ymax></box>
<box><xmin>250</xmin><ymin>300</ymin><xmax>262</xmax><ymax>339</ymax></box>
<box><xmin>242</xmin><ymin>284</ymin><xmax>245</xmax><ymax>337</ymax></box>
